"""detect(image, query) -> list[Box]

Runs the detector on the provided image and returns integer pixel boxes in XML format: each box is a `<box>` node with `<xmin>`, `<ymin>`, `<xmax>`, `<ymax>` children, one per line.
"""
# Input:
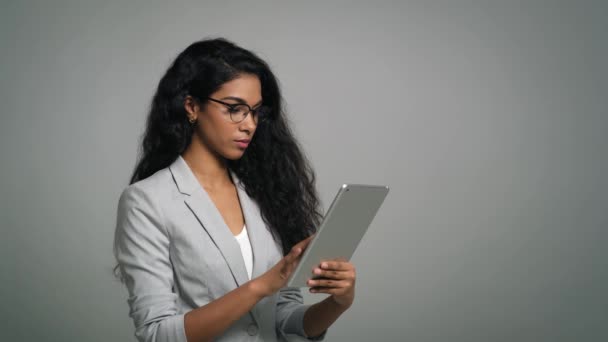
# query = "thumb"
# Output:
<box><xmin>284</xmin><ymin>245</ymin><xmax>303</xmax><ymax>264</ymax></box>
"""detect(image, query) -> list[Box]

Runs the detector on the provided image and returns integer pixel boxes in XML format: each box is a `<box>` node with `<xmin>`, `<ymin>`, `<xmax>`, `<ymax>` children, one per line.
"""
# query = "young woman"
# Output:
<box><xmin>113</xmin><ymin>37</ymin><xmax>356</xmax><ymax>342</ymax></box>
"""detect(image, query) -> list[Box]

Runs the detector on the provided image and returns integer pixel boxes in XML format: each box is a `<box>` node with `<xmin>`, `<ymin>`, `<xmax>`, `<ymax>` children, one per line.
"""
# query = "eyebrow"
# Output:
<box><xmin>220</xmin><ymin>96</ymin><xmax>263</xmax><ymax>108</ymax></box>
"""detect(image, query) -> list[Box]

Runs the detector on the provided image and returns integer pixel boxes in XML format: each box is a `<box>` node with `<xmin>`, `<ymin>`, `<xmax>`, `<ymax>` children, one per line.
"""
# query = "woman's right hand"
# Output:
<box><xmin>251</xmin><ymin>234</ymin><xmax>314</xmax><ymax>297</ymax></box>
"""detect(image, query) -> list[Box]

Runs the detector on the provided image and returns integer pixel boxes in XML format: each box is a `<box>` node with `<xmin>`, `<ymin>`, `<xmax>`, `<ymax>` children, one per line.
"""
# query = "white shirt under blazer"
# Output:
<box><xmin>114</xmin><ymin>155</ymin><xmax>326</xmax><ymax>341</ymax></box>
<box><xmin>235</xmin><ymin>224</ymin><xmax>253</xmax><ymax>280</ymax></box>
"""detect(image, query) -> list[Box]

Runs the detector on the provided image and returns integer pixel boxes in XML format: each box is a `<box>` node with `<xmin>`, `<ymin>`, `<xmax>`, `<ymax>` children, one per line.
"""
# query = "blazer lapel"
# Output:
<box><xmin>229</xmin><ymin>170</ymin><xmax>272</xmax><ymax>322</ymax></box>
<box><xmin>230</xmin><ymin>170</ymin><xmax>270</xmax><ymax>280</ymax></box>
<box><xmin>169</xmin><ymin>155</ymin><xmax>249</xmax><ymax>288</ymax></box>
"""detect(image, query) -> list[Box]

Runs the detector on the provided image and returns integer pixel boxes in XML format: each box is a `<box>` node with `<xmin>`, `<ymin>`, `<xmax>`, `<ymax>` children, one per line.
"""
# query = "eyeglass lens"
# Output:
<box><xmin>229</xmin><ymin>104</ymin><xmax>266</xmax><ymax>123</ymax></box>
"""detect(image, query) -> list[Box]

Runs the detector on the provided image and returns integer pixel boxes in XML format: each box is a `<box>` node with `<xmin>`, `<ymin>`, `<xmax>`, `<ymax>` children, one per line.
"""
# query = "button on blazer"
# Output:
<box><xmin>114</xmin><ymin>155</ymin><xmax>326</xmax><ymax>342</ymax></box>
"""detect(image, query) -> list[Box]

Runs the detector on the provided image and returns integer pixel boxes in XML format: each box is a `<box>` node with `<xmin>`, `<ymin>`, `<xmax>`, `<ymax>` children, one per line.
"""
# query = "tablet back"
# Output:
<box><xmin>287</xmin><ymin>184</ymin><xmax>389</xmax><ymax>287</ymax></box>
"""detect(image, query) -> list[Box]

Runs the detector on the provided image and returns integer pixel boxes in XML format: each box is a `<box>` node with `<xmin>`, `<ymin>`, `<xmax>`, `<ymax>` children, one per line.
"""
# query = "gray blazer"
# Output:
<box><xmin>114</xmin><ymin>155</ymin><xmax>326</xmax><ymax>342</ymax></box>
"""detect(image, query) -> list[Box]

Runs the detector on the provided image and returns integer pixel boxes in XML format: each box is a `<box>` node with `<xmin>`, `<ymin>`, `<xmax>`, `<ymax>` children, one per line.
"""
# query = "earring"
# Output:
<box><xmin>189</xmin><ymin>117</ymin><xmax>197</xmax><ymax>124</ymax></box>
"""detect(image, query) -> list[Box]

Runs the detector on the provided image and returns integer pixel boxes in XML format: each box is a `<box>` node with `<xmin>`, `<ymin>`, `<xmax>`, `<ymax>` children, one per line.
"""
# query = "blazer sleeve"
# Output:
<box><xmin>114</xmin><ymin>185</ymin><xmax>188</xmax><ymax>342</ymax></box>
<box><xmin>276</xmin><ymin>287</ymin><xmax>327</xmax><ymax>341</ymax></box>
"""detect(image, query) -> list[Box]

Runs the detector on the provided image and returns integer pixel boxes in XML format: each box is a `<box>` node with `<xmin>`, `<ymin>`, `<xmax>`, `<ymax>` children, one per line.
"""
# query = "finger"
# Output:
<box><xmin>311</xmin><ymin>267</ymin><xmax>352</xmax><ymax>280</ymax></box>
<box><xmin>307</xmin><ymin>278</ymin><xmax>351</xmax><ymax>289</ymax></box>
<box><xmin>309</xmin><ymin>287</ymin><xmax>348</xmax><ymax>295</ymax></box>
<box><xmin>295</xmin><ymin>234</ymin><xmax>315</xmax><ymax>250</ymax></box>
<box><xmin>286</xmin><ymin>235</ymin><xmax>315</xmax><ymax>264</ymax></box>
<box><xmin>319</xmin><ymin>260</ymin><xmax>354</xmax><ymax>272</ymax></box>
<box><xmin>282</xmin><ymin>235</ymin><xmax>316</xmax><ymax>272</ymax></box>
<box><xmin>284</xmin><ymin>246</ymin><xmax>303</xmax><ymax>264</ymax></box>
<box><xmin>280</xmin><ymin>249</ymin><xmax>304</xmax><ymax>278</ymax></box>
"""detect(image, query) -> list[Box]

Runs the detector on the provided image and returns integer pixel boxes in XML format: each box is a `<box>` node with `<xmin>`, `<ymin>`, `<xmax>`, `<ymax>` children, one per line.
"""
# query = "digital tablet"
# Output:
<box><xmin>286</xmin><ymin>183</ymin><xmax>390</xmax><ymax>288</ymax></box>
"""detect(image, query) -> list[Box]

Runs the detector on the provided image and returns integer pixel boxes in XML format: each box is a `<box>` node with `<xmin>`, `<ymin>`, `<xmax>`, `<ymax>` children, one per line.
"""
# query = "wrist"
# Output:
<box><xmin>247</xmin><ymin>277</ymin><xmax>270</xmax><ymax>299</ymax></box>
<box><xmin>329</xmin><ymin>295</ymin><xmax>353</xmax><ymax>310</ymax></box>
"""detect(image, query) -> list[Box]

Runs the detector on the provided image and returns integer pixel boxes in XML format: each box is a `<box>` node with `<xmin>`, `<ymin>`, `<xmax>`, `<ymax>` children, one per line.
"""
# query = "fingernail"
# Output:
<box><xmin>314</xmin><ymin>268</ymin><xmax>321</xmax><ymax>274</ymax></box>
<box><xmin>321</xmin><ymin>263</ymin><xmax>327</xmax><ymax>268</ymax></box>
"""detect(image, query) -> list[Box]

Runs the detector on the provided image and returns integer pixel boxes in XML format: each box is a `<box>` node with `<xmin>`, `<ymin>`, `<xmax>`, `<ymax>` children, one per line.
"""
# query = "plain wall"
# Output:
<box><xmin>1</xmin><ymin>0</ymin><xmax>607</xmax><ymax>341</ymax></box>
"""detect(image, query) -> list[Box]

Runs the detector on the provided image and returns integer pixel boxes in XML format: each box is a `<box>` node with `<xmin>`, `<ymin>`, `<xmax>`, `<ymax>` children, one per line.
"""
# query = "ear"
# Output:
<box><xmin>184</xmin><ymin>95</ymin><xmax>201</xmax><ymax>115</ymax></box>
<box><xmin>183</xmin><ymin>96</ymin><xmax>200</xmax><ymax>121</ymax></box>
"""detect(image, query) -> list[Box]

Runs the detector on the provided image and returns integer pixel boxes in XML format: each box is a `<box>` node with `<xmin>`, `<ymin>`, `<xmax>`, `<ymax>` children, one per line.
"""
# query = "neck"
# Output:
<box><xmin>181</xmin><ymin>136</ymin><xmax>232</xmax><ymax>190</ymax></box>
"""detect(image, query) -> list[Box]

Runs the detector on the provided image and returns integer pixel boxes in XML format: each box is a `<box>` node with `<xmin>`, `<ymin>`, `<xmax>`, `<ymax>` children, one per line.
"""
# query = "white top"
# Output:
<box><xmin>234</xmin><ymin>224</ymin><xmax>253</xmax><ymax>280</ymax></box>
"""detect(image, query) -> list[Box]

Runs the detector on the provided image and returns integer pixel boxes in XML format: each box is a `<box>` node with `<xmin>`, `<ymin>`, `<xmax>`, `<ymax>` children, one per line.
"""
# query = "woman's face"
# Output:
<box><xmin>187</xmin><ymin>73</ymin><xmax>262</xmax><ymax>160</ymax></box>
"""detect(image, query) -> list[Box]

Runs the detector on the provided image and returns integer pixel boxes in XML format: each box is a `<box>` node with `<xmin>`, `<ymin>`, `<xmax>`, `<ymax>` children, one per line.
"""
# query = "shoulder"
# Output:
<box><xmin>117</xmin><ymin>167</ymin><xmax>176</xmax><ymax>214</ymax></box>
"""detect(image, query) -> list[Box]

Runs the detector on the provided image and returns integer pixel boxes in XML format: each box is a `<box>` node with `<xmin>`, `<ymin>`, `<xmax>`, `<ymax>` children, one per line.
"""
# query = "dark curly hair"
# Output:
<box><xmin>112</xmin><ymin>37</ymin><xmax>322</xmax><ymax>282</ymax></box>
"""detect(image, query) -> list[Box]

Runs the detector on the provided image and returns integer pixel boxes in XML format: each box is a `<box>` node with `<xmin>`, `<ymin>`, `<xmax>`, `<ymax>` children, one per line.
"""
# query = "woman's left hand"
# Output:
<box><xmin>307</xmin><ymin>258</ymin><xmax>356</xmax><ymax>309</ymax></box>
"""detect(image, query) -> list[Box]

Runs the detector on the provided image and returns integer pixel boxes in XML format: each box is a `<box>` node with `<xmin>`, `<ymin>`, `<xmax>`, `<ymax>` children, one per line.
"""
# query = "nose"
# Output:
<box><xmin>239</xmin><ymin>112</ymin><xmax>257</xmax><ymax>133</ymax></box>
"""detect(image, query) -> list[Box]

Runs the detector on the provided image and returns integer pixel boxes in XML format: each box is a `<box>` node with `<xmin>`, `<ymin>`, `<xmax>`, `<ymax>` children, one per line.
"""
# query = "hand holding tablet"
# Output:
<box><xmin>286</xmin><ymin>184</ymin><xmax>389</xmax><ymax>288</ymax></box>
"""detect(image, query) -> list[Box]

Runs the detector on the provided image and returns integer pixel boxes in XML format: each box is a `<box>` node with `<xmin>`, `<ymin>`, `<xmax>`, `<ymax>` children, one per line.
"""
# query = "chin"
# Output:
<box><xmin>223</xmin><ymin>150</ymin><xmax>246</xmax><ymax>161</ymax></box>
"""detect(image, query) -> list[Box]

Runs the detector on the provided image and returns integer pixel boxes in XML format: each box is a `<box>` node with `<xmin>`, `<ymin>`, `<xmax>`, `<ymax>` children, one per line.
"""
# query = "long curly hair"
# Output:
<box><xmin>112</xmin><ymin>37</ymin><xmax>322</xmax><ymax>282</ymax></box>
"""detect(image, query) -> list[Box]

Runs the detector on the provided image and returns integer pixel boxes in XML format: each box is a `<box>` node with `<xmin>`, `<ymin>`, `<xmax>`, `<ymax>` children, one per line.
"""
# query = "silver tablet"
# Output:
<box><xmin>286</xmin><ymin>183</ymin><xmax>390</xmax><ymax>288</ymax></box>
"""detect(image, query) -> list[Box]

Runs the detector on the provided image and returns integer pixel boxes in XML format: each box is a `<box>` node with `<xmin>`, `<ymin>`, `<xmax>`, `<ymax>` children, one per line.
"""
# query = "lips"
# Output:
<box><xmin>235</xmin><ymin>139</ymin><xmax>250</xmax><ymax>149</ymax></box>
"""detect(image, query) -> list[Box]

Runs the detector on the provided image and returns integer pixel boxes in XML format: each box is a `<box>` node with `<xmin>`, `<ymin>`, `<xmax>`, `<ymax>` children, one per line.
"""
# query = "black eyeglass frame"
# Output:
<box><xmin>206</xmin><ymin>97</ymin><xmax>270</xmax><ymax>123</ymax></box>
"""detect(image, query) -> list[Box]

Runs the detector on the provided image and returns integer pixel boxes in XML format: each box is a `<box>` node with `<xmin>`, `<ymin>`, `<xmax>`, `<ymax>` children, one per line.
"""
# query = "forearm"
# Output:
<box><xmin>302</xmin><ymin>296</ymin><xmax>350</xmax><ymax>338</ymax></box>
<box><xmin>184</xmin><ymin>280</ymin><xmax>265</xmax><ymax>342</ymax></box>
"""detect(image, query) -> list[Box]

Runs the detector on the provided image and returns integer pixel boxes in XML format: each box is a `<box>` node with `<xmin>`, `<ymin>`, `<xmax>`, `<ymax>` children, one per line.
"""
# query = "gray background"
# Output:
<box><xmin>1</xmin><ymin>0</ymin><xmax>607</xmax><ymax>341</ymax></box>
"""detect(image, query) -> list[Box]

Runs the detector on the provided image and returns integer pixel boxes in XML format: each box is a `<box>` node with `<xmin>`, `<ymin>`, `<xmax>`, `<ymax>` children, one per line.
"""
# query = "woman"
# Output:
<box><xmin>113</xmin><ymin>37</ymin><xmax>356</xmax><ymax>342</ymax></box>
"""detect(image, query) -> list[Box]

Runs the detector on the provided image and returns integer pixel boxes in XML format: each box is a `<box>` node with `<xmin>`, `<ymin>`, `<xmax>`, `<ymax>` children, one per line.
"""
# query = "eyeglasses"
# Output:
<box><xmin>206</xmin><ymin>97</ymin><xmax>270</xmax><ymax>124</ymax></box>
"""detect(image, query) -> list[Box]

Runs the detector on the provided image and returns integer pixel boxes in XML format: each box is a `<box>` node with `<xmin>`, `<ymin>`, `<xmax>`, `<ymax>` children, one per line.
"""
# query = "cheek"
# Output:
<box><xmin>199</xmin><ymin>121</ymin><xmax>237</xmax><ymax>152</ymax></box>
